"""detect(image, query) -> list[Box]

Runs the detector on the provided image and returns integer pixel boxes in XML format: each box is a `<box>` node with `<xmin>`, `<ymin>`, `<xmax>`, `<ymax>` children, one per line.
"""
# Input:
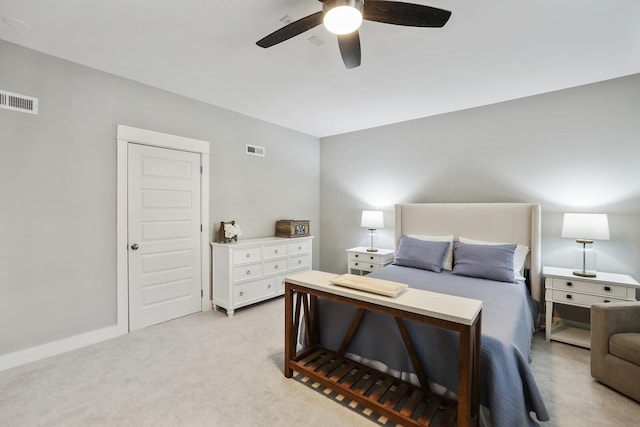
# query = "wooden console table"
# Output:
<box><xmin>284</xmin><ymin>270</ymin><xmax>482</xmax><ymax>427</ymax></box>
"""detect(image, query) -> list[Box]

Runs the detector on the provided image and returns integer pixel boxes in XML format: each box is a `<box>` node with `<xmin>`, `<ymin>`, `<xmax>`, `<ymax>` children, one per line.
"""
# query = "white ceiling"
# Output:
<box><xmin>1</xmin><ymin>0</ymin><xmax>639</xmax><ymax>137</ymax></box>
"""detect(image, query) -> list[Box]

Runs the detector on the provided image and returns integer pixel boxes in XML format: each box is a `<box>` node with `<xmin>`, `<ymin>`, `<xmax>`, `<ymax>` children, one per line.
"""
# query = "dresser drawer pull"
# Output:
<box><xmin>298</xmin><ymin>260</ymin><xmax>302</xmax><ymax>265</ymax></box>
<box><xmin>566</xmin><ymin>282</ymin><xmax>573</xmax><ymax>287</ymax></box>
<box><xmin>274</xmin><ymin>249</ymin><xmax>278</xmax><ymax>254</ymax></box>
<box><xmin>246</xmin><ymin>253</ymin><xmax>251</xmax><ymax>258</ymax></box>
<box><xmin>566</xmin><ymin>294</ymin><xmax>573</xmax><ymax>300</ymax></box>
<box><xmin>274</xmin><ymin>265</ymin><xmax>278</xmax><ymax>269</ymax></box>
<box><xmin>246</xmin><ymin>270</ymin><xmax>251</xmax><ymax>275</ymax></box>
<box><xmin>604</xmin><ymin>286</ymin><xmax>611</xmax><ymax>292</ymax></box>
<box><xmin>298</xmin><ymin>246</ymin><xmax>302</xmax><ymax>250</ymax></box>
<box><xmin>268</xmin><ymin>284</ymin><xmax>271</xmax><ymax>289</ymax></box>
<box><xmin>240</xmin><ymin>291</ymin><xmax>244</xmax><ymax>296</ymax></box>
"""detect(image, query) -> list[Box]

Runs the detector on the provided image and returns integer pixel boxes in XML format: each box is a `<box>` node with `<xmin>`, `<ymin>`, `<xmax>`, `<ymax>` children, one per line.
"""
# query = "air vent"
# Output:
<box><xmin>246</xmin><ymin>144</ymin><xmax>265</xmax><ymax>157</ymax></box>
<box><xmin>0</xmin><ymin>90</ymin><xmax>38</xmax><ymax>115</ymax></box>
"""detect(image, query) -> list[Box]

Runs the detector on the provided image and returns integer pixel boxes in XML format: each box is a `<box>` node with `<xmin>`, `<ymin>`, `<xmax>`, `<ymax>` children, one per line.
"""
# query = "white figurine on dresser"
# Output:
<box><xmin>211</xmin><ymin>236</ymin><xmax>313</xmax><ymax>317</ymax></box>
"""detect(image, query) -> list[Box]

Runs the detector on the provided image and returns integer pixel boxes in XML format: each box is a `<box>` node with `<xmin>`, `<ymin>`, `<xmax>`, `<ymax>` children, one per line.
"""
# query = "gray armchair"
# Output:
<box><xmin>591</xmin><ymin>302</ymin><xmax>640</xmax><ymax>402</ymax></box>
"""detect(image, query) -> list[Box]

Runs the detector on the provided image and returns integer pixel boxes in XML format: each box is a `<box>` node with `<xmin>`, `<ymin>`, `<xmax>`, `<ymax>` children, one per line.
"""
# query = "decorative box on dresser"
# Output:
<box><xmin>211</xmin><ymin>236</ymin><xmax>313</xmax><ymax>317</ymax></box>
<box><xmin>346</xmin><ymin>247</ymin><xmax>394</xmax><ymax>275</ymax></box>
<box><xmin>544</xmin><ymin>266</ymin><xmax>639</xmax><ymax>348</ymax></box>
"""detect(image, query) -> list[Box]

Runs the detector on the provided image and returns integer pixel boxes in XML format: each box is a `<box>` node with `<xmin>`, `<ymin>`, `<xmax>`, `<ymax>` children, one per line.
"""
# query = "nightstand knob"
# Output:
<box><xmin>370</xmin><ymin>265</ymin><xmax>374</xmax><ymax>269</ymax></box>
<box><xmin>566</xmin><ymin>282</ymin><xmax>573</xmax><ymax>287</ymax></box>
<box><xmin>370</xmin><ymin>256</ymin><xmax>374</xmax><ymax>260</ymax></box>
<box><xmin>604</xmin><ymin>286</ymin><xmax>611</xmax><ymax>292</ymax></box>
<box><xmin>354</xmin><ymin>262</ymin><xmax>358</xmax><ymax>266</ymax></box>
<box><xmin>604</xmin><ymin>299</ymin><xmax>610</xmax><ymax>303</ymax></box>
<box><xmin>355</xmin><ymin>254</ymin><xmax>359</xmax><ymax>258</ymax></box>
<box><xmin>566</xmin><ymin>294</ymin><xmax>573</xmax><ymax>300</ymax></box>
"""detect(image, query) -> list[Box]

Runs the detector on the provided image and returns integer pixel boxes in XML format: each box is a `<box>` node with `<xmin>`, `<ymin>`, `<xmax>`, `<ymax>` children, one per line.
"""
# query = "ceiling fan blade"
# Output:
<box><xmin>256</xmin><ymin>11</ymin><xmax>323</xmax><ymax>48</ymax></box>
<box><xmin>337</xmin><ymin>31</ymin><xmax>361</xmax><ymax>69</ymax></box>
<box><xmin>363</xmin><ymin>1</ymin><xmax>451</xmax><ymax>27</ymax></box>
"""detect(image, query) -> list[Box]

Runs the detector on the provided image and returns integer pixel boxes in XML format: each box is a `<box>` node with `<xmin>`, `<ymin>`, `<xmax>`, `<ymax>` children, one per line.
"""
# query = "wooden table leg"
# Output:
<box><xmin>284</xmin><ymin>283</ymin><xmax>294</xmax><ymax>378</ymax></box>
<box><xmin>458</xmin><ymin>325</ymin><xmax>473</xmax><ymax>427</ymax></box>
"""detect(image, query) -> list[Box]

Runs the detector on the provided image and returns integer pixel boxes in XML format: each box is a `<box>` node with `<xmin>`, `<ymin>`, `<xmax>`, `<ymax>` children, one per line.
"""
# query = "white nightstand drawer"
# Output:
<box><xmin>289</xmin><ymin>254</ymin><xmax>309</xmax><ymax>269</ymax></box>
<box><xmin>349</xmin><ymin>251</ymin><xmax>390</xmax><ymax>264</ymax></box>
<box><xmin>549</xmin><ymin>278</ymin><xmax>628</xmax><ymax>298</ymax></box>
<box><xmin>233</xmin><ymin>263</ymin><xmax>263</xmax><ymax>282</ymax></box>
<box><xmin>262</xmin><ymin>243</ymin><xmax>288</xmax><ymax>259</ymax></box>
<box><xmin>348</xmin><ymin>260</ymin><xmax>384</xmax><ymax>273</ymax></box>
<box><xmin>551</xmin><ymin>289</ymin><xmax>624</xmax><ymax>306</ymax></box>
<box><xmin>289</xmin><ymin>241</ymin><xmax>309</xmax><ymax>255</ymax></box>
<box><xmin>233</xmin><ymin>247</ymin><xmax>262</xmax><ymax>265</ymax></box>
<box><xmin>234</xmin><ymin>278</ymin><xmax>275</xmax><ymax>306</ymax></box>
<box><xmin>264</xmin><ymin>259</ymin><xmax>287</xmax><ymax>275</ymax></box>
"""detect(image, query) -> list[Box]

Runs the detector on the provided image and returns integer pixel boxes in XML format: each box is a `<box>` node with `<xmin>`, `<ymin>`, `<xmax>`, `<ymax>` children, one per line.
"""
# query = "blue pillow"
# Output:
<box><xmin>452</xmin><ymin>241</ymin><xmax>517</xmax><ymax>283</ymax></box>
<box><xmin>394</xmin><ymin>235</ymin><xmax>450</xmax><ymax>273</ymax></box>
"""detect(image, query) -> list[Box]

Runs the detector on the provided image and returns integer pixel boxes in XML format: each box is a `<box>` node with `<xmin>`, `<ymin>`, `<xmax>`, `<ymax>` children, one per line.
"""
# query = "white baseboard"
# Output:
<box><xmin>0</xmin><ymin>324</ymin><xmax>126</xmax><ymax>372</ymax></box>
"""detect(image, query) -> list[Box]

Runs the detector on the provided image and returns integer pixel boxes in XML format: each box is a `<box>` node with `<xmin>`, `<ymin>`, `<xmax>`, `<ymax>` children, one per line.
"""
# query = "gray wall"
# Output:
<box><xmin>320</xmin><ymin>74</ymin><xmax>640</xmax><ymax>292</ymax></box>
<box><xmin>0</xmin><ymin>40</ymin><xmax>320</xmax><ymax>356</ymax></box>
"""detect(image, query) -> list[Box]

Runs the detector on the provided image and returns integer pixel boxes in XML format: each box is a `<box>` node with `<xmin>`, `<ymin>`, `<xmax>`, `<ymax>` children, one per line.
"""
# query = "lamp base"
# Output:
<box><xmin>572</xmin><ymin>270</ymin><xmax>596</xmax><ymax>278</ymax></box>
<box><xmin>366</xmin><ymin>248</ymin><xmax>378</xmax><ymax>252</ymax></box>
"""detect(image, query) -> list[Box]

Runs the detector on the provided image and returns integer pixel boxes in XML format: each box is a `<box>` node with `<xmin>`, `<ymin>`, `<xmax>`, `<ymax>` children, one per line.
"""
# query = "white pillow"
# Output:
<box><xmin>458</xmin><ymin>236</ymin><xmax>529</xmax><ymax>281</ymax></box>
<box><xmin>406</xmin><ymin>234</ymin><xmax>454</xmax><ymax>271</ymax></box>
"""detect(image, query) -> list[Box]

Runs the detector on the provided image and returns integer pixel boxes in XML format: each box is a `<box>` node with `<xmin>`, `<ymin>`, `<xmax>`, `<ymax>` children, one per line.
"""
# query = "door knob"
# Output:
<box><xmin>131</xmin><ymin>243</ymin><xmax>139</xmax><ymax>250</ymax></box>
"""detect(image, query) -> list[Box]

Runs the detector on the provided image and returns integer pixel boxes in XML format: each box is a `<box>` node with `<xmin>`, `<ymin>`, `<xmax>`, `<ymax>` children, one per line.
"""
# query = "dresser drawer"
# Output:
<box><xmin>233</xmin><ymin>263</ymin><xmax>262</xmax><ymax>282</ymax></box>
<box><xmin>232</xmin><ymin>247</ymin><xmax>262</xmax><ymax>265</ymax></box>
<box><xmin>289</xmin><ymin>240</ymin><xmax>309</xmax><ymax>255</ymax></box>
<box><xmin>348</xmin><ymin>251</ymin><xmax>392</xmax><ymax>264</ymax></box>
<box><xmin>262</xmin><ymin>243</ymin><xmax>288</xmax><ymax>259</ymax></box>
<box><xmin>289</xmin><ymin>254</ymin><xmax>310</xmax><ymax>270</ymax></box>
<box><xmin>348</xmin><ymin>260</ymin><xmax>384</xmax><ymax>273</ymax></box>
<box><xmin>234</xmin><ymin>278</ymin><xmax>275</xmax><ymax>306</ymax></box>
<box><xmin>552</xmin><ymin>290</ymin><xmax>626</xmax><ymax>306</ymax></box>
<box><xmin>550</xmin><ymin>278</ymin><xmax>628</xmax><ymax>298</ymax></box>
<box><xmin>264</xmin><ymin>259</ymin><xmax>287</xmax><ymax>275</ymax></box>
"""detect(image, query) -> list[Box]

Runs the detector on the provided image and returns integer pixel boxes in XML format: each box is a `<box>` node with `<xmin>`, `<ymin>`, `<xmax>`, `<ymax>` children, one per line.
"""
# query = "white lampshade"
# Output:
<box><xmin>361</xmin><ymin>210</ymin><xmax>384</xmax><ymax>229</ymax></box>
<box><xmin>323</xmin><ymin>0</ymin><xmax>363</xmax><ymax>35</ymax></box>
<box><xmin>561</xmin><ymin>213</ymin><xmax>610</xmax><ymax>241</ymax></box>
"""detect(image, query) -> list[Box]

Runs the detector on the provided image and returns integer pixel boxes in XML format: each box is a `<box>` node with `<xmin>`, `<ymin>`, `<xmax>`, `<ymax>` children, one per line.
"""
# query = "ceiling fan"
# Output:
<box><xmin>256</xmin><ymin>0</ymin><xmax>451</xmax><ymax>69</ymax></box>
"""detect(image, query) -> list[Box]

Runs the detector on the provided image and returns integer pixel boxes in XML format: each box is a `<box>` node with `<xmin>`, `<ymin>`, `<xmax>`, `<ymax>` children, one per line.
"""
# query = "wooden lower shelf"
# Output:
<box><xmin>291</xmin><ymin>347</ymin><xmax>457</xmax><ymax>427</ymax></box>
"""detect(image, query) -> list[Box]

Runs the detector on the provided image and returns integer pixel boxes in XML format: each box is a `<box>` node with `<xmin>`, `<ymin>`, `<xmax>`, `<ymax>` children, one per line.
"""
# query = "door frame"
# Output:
<box><xmin>116</xmin><ymin>125</ymin><xmax>211</xmax><ymax>333</ymax></box>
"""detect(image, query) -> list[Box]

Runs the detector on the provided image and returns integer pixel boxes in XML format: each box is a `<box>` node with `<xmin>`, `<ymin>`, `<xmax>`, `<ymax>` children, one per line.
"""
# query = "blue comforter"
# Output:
<box><xmin>316</xmin><ymin>265</ymin><xmax>549</xmax><ymax>426</ymax></box>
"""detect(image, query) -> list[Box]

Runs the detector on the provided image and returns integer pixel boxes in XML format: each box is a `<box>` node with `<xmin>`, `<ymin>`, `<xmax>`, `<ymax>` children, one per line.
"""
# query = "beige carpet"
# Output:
<box><xmin>1</xmin><ymin>297</ymin><xmax>639</xmax><ymax>426</ymax></box>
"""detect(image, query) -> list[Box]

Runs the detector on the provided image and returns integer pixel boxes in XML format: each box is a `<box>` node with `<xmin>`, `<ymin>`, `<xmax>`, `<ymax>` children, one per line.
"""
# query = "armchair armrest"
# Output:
<box><xmin>591</xmin><ymin>302</ymin><xmax>640</xmax><ymax>378</ymax></box>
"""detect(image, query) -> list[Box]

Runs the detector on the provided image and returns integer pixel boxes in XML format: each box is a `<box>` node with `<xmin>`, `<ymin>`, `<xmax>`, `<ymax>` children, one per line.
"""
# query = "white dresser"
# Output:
<box><xmin>544</xmin><ymin>266</ymin><xmax>639</xmax><ymax>348</ymax></box>
<box><xmin>211</xmin><ymin>236</ymin><xmax>313</xmax><ymax>317</ymax></box>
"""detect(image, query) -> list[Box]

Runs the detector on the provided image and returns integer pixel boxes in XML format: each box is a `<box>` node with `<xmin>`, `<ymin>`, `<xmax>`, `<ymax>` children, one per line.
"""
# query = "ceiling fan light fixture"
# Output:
<box><xmin>323</xmin><ymin>0</ymin><xmax>363</xmax><ymax>35</ymax></box>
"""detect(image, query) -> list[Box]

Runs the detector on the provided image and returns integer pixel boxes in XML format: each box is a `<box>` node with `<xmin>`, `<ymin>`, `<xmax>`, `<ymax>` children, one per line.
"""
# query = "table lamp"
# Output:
<box><xmin>361</xmin><ymin>210</ymin><xmax>384</xmax><ymax>252</ymax></box>
<box><xmin>561</xmin><ymin>213</ymin><xmax>610</xmax><ymax>277</ymax></box>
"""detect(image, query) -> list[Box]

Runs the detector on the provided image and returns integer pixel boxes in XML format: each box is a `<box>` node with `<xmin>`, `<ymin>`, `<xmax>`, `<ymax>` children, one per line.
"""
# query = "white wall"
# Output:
<box><xmin>0</xmin><ymin>40</ymin><xmax>320</xmax><ymax>357</ymax></box>
<box><xmin>319</xmin><ymin>73</ymin><xmax>640</xmax><ymax>291</ymax></box>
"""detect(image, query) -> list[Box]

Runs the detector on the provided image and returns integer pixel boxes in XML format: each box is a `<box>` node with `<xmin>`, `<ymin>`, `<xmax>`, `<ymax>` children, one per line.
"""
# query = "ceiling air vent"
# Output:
<box><xmin>246</xmin><ymin>144</ymin><xmax>265</xmax><ymax>157</ymax></box>
<box><xmin>0</xmin><ymin>90</ymin><xmax>39</xmax><ymax>115</ymax></box>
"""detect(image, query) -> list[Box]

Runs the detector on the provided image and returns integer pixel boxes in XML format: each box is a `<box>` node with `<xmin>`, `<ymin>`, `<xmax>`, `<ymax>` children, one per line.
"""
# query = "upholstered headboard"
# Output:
<box><xmin>394</xmin><ymin>203</ymin><xmax>542</xmax><ymax>302</ymax></box>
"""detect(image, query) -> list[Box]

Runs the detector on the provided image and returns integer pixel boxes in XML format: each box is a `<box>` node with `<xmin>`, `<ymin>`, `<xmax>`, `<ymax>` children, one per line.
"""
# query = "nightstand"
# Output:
<box><xmin>544</xmin><ymin>266</ymin><xmax>639</xmax><ymax>348</ymax></box>
<box><xmin>347</xmin><ymin>247</ymin><xmax>394</xmax><ymax>275</ymax></box>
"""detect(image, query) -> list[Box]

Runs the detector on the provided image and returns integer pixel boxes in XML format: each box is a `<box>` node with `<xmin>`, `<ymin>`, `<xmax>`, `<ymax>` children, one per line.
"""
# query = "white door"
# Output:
<box><xmin>128</xmin><ymin>143</ymin><xmax>202</xmax><ymax>330</ymax></box>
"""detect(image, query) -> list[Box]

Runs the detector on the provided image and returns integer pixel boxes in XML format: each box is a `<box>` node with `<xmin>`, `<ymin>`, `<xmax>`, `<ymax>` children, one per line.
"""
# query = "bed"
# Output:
<box><xmin>316</xmin><ymin>203</ymin><xmax>549</xmax><ymax>426</ymax></box>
